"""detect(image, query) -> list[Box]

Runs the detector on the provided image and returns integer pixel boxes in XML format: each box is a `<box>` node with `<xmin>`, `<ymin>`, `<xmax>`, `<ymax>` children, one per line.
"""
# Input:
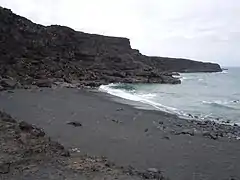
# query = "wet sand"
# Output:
<box><xmin>0</xmin><ymin>88</ymin><xmax>240</xmax><ymax>180</ymax></box>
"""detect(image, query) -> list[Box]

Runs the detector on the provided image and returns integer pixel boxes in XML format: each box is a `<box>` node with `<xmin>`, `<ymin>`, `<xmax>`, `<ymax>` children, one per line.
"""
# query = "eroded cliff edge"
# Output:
<box><xmin>0</xmin><ymin>7</ymin><xmax>222</xmax><ymax>89</ymax></box>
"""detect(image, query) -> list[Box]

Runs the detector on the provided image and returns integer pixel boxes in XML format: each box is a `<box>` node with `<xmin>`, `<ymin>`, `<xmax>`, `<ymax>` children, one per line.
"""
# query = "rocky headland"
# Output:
<box><xmin>0</xmin><ymin>7</ymin><xmax>222</xmax><ymax>91</ymax></box>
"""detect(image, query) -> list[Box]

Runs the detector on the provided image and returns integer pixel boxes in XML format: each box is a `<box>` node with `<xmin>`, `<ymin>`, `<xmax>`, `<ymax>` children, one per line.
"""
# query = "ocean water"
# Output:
<box><xmin>99</xmin><ymin>67</ymin><xmax>240</xmax><ymax>124</ymax></box>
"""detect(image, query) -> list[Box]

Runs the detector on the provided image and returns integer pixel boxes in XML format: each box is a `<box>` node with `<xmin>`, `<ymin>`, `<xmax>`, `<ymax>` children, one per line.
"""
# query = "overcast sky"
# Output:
<box><xmin>1</xmin><ymin>0</ymin><xmax>240</xmax><ymax>66</ymax></box>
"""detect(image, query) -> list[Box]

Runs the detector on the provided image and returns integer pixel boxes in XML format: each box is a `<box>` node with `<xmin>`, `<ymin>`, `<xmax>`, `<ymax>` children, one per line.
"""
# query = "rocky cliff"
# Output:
<box><xmin>0</xmin><ymin>7</ymin><xmax>222</xmax><ymax>89</ymax></box>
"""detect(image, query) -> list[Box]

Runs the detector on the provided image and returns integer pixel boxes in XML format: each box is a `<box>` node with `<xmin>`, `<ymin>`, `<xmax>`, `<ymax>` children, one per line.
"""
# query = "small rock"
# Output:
<box><xmin>19</xmin><ymin>121</ymin><xmax>33</xmax><ymax>131</ymax></box>
<box><xmin>234</xmin><ymin>124</ymin><xmax>238</xmax><ymax>127</ymax></box>
<box><xmin>147</xmin><ymin>168</ymin><xmax>159</xmax><ymax>173</ymax></box>
<box><xmin>7</xmin><ymin>90</ymin><xmax>14</xmax><ymax>93</ymax></box>
<box><xmin>176</xmin><ymin>124</ymin><xmax>182</xmax><ymax>127</ymax></box>
<box><xmin>67</xmin><ymin>121</ymin><xmax>82</xmax><ymax>127</ymax></box>
<box><xmin>111</xmin><ymin>119</ymin><xmax>122</xmax><ymax>124</ymax></box>
<box><xmin>0</xmin><ymin>79</ymin><xmax>17</xmax><ymax>88</ymax></box>
<box><xmin>23</xmin><ymin>85</ymin><xmax>39</xmax><ymax>89</ymax></box>
<box><xmin>159</xmin><ymin>121</ymin><xmax>164</xmax><ymax>125</ymax></box>
<box><xmin>144</xmin><ymin>128</ymin><xmax>149</xmax><ymax>132</ymax></box>
<box><xmin>19</xmin><ymin>121</ymin><xmax>45</xmax><ymax>137</ymax></box>
<box><xmin>0</xmin><ymin>163</ymin><xmax>10</xmax><ymax>174</ymax></box>
<box><xmin>35</xmin><ymin>79</ymin><xmax>52</xmax><ymax>88</ymax></box>
<box><xmin>18</xmin><ymin>133</ymin><xmax>28</xmax><ymax>144</ymax></box>
<box><xmin>71</xmin><ymin>148</ymin><xmax>81</xmax><ymax>153</ymax></box>
<box><xmin>176</xmin><ymin>129</ymin><xmax>194</xmax><ymax>136</ymax></box>
<box><xmin>217</xmin><ymin>131</ymin><xmax>224</xmax><ymax>137</ymax></box>
<box><xmin>0</xmin><ymin>112</ymin><xmax>16</xmax><ymax>123</ymax></box>
<box><xmin>51</xmin><ymin>141</ymin><xmax>65</xmax><ymax>150</ymax></box>
<box><xmin>163</xmin><ymin>136</ymin><xmax>170</xmax><ymax>140</ymax></box>
<box><xmin>31</xmin><ymin>128</ymin><xmax>45</xmax><ymax>137</ymax></box>
<box><xmin>194</xmin><ymin>115</ymin><xmax>199</xmax><ymax>119</ymax></box>
<box><xmin>61</xmin><ymin>150</ymin><xmax>70</xmax><ymax>157</ymax></box>
<box><xmin>141</xmin><ymin>168</ymin><xmax>164</xmax><ymax>179</ymax></box>
<box><xmin>105</xmin><ymin>162</ymin><xmax>115</xmax><ymax>168</ymax></box>
<box><xmin>116</xmin><ymin>108</ymin><xmax>124</xmax><ymax>111</ymax></box>
<box><xmin>0</xmin><ymin>85</ymin><xmax>4</xmax><ymax>91</ymax></box>
<box><xmin>203</xmin><ymin>131</ymin><xmax>218</xmax><ymax>140</ymax></box>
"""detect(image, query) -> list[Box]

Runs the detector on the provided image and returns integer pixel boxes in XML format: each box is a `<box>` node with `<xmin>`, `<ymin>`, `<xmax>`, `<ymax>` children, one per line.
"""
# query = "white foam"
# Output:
<box><xmin>99</xmin><ymin>84</ymin><xmax>181</xmax><ymax>115</ymax></box>
<box><xmin>215</xmin><ymin>70</ymin><xmax>228</xmax><ymax>74</ymax></box>
<box><xmin>99</xmin><ymin>84</ymin><xmax>141</xmax><ymax>102</ymax></box>
<box><xmin>202</xmin><ymin>100</ymin><xmax>228</xmax><ymax>105</ymax></box>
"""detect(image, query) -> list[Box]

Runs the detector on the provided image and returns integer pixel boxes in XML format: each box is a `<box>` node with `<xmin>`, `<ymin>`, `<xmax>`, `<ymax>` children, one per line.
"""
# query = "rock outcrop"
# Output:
<box><xmin>0</xmin><ymin>7</ymin><xmax>222</xmax><ymax>88</ymax></box>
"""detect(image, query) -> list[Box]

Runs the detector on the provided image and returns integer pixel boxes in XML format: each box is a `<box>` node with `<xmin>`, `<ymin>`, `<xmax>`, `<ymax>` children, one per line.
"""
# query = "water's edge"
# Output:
<box><xmin>99</xmin><ymin>70</ymin><xmax>240</xmax><ymax>126</ymax></box>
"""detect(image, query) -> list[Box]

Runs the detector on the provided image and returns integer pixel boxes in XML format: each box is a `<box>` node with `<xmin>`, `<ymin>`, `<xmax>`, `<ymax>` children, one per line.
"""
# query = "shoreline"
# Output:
<box><xmin>1</xmin><ymin>87</ymin><xmax>240</xmax><ymax>180</ymax></box>
<box><xmin>99</xmin><ymin>83</ymin><xmax>240</xmax><ymax>128</ymax></box>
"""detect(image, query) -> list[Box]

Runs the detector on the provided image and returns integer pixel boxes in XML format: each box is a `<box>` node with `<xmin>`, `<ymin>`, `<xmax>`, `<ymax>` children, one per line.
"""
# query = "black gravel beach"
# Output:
<box><xmin>0</xmin><ymin>88</ymin><xmax>240</xmax><ymax>180</ymax></box>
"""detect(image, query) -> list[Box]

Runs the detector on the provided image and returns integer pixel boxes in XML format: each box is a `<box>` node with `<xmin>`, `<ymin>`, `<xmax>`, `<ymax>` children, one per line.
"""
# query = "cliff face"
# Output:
<box><xmin>0</xmin><ymin>7</ymin><xmax>222</xmax><ymax>88</ymax></box>
<box><xmin>145</xmin><ymin>57</ymin><xmax>222</xmax><ymax>73</ymax></box>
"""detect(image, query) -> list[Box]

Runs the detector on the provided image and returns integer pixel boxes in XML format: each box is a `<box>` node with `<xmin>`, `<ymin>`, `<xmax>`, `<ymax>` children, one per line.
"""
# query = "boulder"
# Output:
<box><xmin>175</xmin><ymin>129</ymin><xmax>195</xmax><ymax>136</ymax></box>
<box><xmin>19</xmin><ymin>121</ymin><xmax>33</xmax><ymax>131</ymax></box>
<box><xmin>19</xmin><ymin>121</ymin><xmax>45</xmax><ymax>137</ymax></box>
<box><xmin>161</xmin><ymin>75</ymin><xmax>181</xmax><ymax>84</ymax></box>
<box><xmin>61</xmin><ymin>150</ymin><xmax>71</xmax><ymax>157</ymax></box>
<box><xmin>35</xmin><ymin>79</ymin><xmax>52</xmax><ymax>88</ymax></box>
<box><xmin>0</xmin><ymin>111</ymin><xmax>17</xmax><ymax>123</ymax></box>
<box><xmin>0</xmin><ymin>163</ymin><xmax>10</xmax><ymax>174</ymax></box>
<box><xmin>67</xmin><ymin>121</ymin><xmax>82</xmax><ymax>127</ymax></box>
<box><xmin>141</xmin><ymin>167</ymin><xmax>164</xmax><ymax>179</ymax></box>
<box><xmin>0</xmin><ymin>78</ymin><xmax>17</xmax><ymax>88</ymax></box>
<box><xmin>147</xmin><ymin>168</ymin><xmax>160</xmax><ymax>173</ymax></box>
<box><xmin>202</xmin><ymin>131</ymin><xmax>218</xmax><ymax>140</ymax></box>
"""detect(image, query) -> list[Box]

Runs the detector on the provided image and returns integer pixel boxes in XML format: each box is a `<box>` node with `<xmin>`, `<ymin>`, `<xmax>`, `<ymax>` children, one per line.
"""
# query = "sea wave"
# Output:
<box><xmin>179</xmin><ymin>75</ymin><xmax>204</xmax><ymax>82</ymax></box>
<box><xmin>99</xmin><ymin>84</ymin><xmax>182</xmax><ymax>115</ymax></box>
<box><xmin>220</xmin><ymin>70</ymin><xmax>228</xmax><ymax>74</ymax></box>
<box><xmin>99</xmin><ymin>81</ymin><xmax>240</xmax><ymax>125</ymax></box>
<box><xmin>202</xmin><ymin>100</ymin><xmax>239</xmax><ymax>110</ymax></box>
<box><xmin>99</xmin><ymin>84</ymin><xmax>224</xmax><ymax>122</ymax></box>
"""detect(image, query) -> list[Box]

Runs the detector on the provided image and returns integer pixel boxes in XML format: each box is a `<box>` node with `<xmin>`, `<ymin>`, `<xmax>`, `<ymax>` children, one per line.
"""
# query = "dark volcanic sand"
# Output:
<box><xmin>0</xmin><ymin>88</ymin><xmax>240</xmax><ymax>180</ymax></box>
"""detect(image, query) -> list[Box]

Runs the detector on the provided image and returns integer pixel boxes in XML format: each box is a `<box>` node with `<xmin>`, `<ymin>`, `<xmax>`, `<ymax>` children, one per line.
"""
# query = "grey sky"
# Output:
<box><xmin>1</xmin><ymin>0</ymin><xmax>240</xmax><ymax>66</ymax></box>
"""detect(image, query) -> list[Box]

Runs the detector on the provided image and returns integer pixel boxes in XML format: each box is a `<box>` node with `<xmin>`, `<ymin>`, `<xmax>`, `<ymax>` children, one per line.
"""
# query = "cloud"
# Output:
<box><xmin>1</xmin><ymin>0</ymin><xmax>240</xmax><ymax>66</ymax></box>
